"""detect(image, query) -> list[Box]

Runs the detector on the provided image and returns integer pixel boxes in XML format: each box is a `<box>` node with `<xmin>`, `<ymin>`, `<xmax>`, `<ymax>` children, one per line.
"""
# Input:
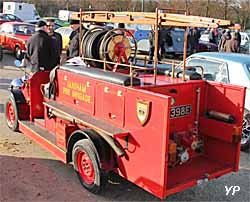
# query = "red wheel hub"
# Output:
<box><xmin>113</xmin><ymin>42</ymin><xmax>129</xmax><ymax>72</ymax></box>
<box><xmin>114</xmin><ymin>42</ymin><xmax>126</xmax><ymax>57</ymax></box>
<box><xmin>6</xmin><ymin>101</ymin><xmax>15</xmax><ymax>126</ymax></box>
<box><xmin>77</xmin><ymin>150</ymin><xmax>95</xmax><ymax>185</ymax></box>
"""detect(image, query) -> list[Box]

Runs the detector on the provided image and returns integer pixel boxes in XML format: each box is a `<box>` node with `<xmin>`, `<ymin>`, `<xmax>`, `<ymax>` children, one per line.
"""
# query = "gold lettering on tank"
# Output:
<box><xmin>62</xmin><ymin>80</ymin><xmax>91</xmax><ymax>103</ymax></box>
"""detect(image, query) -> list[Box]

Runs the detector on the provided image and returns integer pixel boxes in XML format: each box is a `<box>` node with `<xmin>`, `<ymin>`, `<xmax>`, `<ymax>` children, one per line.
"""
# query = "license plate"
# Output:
<box><xmin>170</xmin><ymin>105</ymin><xmax>192</xmax><ymax>118</ymax></box>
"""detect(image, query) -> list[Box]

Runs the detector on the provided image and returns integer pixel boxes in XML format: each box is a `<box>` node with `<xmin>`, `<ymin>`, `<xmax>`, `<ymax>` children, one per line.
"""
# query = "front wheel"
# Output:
<box><xmin>241</xmin><ymin>111</ymin><xmax>250</xmax><ymax>151</ymax></box>
<box><xmin>5</xmin><ymin>95</ymin><xmax>19</xmax><ymax>131</ymax></box>
<box><xmin>72</xmin><ymin>139</ymin><xmax>107</xmax><ymax>194</ymax></box>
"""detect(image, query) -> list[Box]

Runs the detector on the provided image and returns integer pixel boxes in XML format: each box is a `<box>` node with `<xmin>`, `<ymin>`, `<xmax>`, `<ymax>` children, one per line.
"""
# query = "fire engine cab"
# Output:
<box><xmin>5</xmin><ymin>9</ymin><xmax>246</xmax><ymax>199</ymax></box>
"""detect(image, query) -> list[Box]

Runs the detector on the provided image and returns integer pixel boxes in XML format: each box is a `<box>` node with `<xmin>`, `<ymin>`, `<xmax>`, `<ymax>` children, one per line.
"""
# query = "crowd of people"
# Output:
<box><xmin>217</xmin><ymin>29</ymin><xmax>241</xmax><ymax>53</ymax></box>
<box><xmin>25</xmin><ymin>19</ymin><xmax>243</xmax><ymax>73</ymax></box>
<box><xmin>25</xmin><ymin>19</ymin><xmax>85</xmax><ymax>73</ymax></box>
<box><xmin>147</xmin><ymin>25</ymin><xmax>242</xmax><ymax>63</ymax></box>
<box><xmin>205</xmin><ymin>26</ymin><xmax>241</xmax><ymax>53</ymax></box>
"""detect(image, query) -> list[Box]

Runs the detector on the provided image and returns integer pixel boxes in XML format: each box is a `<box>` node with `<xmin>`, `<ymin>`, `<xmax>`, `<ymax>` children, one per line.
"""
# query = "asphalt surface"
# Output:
<box><xmin>0</xmin><ymin>51</ymin><xmax>250</xmax><ymax>202</ymax></box>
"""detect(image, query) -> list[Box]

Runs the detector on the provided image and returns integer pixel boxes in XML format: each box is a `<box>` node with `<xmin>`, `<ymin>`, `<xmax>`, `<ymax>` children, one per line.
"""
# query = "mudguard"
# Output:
<box><xmin>9</xmin><ymin>89</ymin><xmax>29</xmax><ymax>120</ymax></box>
<box><xmin>10</xmin><ymin>89</ymin><xmax>26</xmax><ymax>104</ymax></box>
<box><xmin>67</xmin><ymin>129</ymin><xmax>115</xmax><ymax>170</ymax></box>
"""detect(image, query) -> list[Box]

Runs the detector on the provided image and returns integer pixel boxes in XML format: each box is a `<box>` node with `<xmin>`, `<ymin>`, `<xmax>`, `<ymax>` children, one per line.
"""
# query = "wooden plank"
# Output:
<box><xmin>44</xmin><ymin>101</ymin><xmax>129</xmax><ymax>138</ymax></box>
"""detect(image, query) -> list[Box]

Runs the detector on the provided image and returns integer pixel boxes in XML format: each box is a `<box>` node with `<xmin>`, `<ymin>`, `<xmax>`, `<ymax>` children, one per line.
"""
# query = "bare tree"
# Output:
<box><xmin>206</xmin><ymin>0</ymin><xmax>210</xmax><ymax>17</ymax></box>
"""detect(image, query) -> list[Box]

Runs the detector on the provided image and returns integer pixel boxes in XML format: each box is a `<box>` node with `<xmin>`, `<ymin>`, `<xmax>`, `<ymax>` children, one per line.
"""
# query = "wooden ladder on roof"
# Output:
<box><xmin>70</xmin><ymin>10</ymin><xmax>232</xmax><ymax>28</ymax></box>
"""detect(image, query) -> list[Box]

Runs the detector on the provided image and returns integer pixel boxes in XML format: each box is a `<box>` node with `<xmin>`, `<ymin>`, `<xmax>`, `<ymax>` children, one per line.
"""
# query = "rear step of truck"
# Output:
<box><xmin>19</xmin><ymin>120</ymin><xmax>66</xmax><ymax>163</ymax></box>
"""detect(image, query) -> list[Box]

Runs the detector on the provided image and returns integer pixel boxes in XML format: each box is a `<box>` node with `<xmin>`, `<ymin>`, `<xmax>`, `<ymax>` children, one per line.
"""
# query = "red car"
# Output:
<box><xmin>0</xmin><ymin>22</ymin><xmax>35</xmax><ymax>59</ymax></box>
<box><xmin>0</xmin><ymin>13</ymin><xmax>22</xmax><ymax>25</ymax></box>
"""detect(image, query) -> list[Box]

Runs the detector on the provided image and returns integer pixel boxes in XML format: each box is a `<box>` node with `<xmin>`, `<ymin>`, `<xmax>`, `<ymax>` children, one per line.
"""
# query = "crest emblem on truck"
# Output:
<box><xmin>136</xmin><ymin>99</ymin><xmax>151</xmax><ymax>126</ymax></box>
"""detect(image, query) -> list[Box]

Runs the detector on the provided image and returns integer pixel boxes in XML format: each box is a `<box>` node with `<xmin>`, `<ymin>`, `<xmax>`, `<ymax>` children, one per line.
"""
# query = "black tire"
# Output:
<box><xmin>72</xmin><ymin>139</ymin><xmax>107</xmax><ymax>194</ymax></box>
<box><xmin>5</xmin><ymin>95</ymin><xmax>19</xmax><ymax>131</ymax></box>
<box><xmin>241</xmin><ymin>110</ymin><xmax>250</xmax><ymax>151</ymax></box>
<box><xmin>14</xmin><ymin>46</ymin><xmax>23</xmax><ymax>60</ymax></box>
<box><xmin>0</xmin><ymin>45</ymin><xmax>3</xmax><ymax>61</ymax></box>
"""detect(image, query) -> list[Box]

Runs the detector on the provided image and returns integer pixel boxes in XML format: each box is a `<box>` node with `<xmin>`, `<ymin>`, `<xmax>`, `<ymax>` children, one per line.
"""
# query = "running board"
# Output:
<box><xmin>34</xmin><ymin>118</ymin><xmax>45</xmax><ymax>128</ymax></box>
<box><xmin>19</xmin><ymin>120</ymin><xmax>67</xmax><ymax>163</ymax></box>
<box><xmin>44</xmin><ymin>100</ymin><xmax>129</xmax><ymax>138</ymax></box>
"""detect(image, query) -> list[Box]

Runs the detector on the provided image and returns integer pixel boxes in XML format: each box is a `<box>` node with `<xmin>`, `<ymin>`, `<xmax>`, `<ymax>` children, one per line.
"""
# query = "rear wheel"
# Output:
<box><xmin>72</xmin><ymin>139</ymin><xmax>107</xmax><ymax>194</ymax></box>
<box><xmin>5</xmin><ymin>96</ymin><xmax>19</xmax><ymax>131</ymax></box>
<box><xmin>241</xmin><ymin>110</ymin><xmax>250</xmax><ymax>151</ymax></box>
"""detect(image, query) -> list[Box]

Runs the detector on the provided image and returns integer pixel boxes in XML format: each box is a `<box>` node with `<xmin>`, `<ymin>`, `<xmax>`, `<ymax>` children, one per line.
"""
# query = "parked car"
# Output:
<box><xmin>55</xmin><ymin>26</ymin><xmax>72</xmax><ymax>50</ymax></box>
<box><xmin>26</xmin><ymin>19</ymin><xmax>61</xmax><ymax>30</ymax></box>
<box><xmin>25</xmin><ymin>19</ymin><xmax>41</xmax><ymax>25</ymax></box>
<box><xmin>0</xmin><ymin>13</ymin><xmax>22</xmax><ymax>25</ymax></box>
<box><xmin>43</xmin><ymin>17</ymin><xmax>70</xmax><ymax>27</ymax></box>
<box><xmin>240</xmin><ymin>32</ymin><xmax>250</xmax><ymax>47</ymax></box>
<box><xmin>241</xmin><ymin>42</ymin><xmax>250</xmax><ymax>54</ymax></box>
<box><xmin>186</xmin><ymin>52</ymin><xmax>250</xmax><ymax>150</ymax></box>
<box><xmin>125</xmin><ymin>26</ymin><xmax>217</xmax><ymax>55</ymax></box>
<box><xmin>0</xmin><ymin>22</ymin><xmax>35</xmax><ymax>59</ymax></box>
<box><xmin>198</xmin><ymin>40</ymin><xmax>218</xmax><ymax>52</ymax></box>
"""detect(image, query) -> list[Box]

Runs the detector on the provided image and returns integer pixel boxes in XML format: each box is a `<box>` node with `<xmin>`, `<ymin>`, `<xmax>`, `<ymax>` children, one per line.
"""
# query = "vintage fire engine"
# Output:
<box><xmin>5</xmin><ymin>9</ymin><xmax>246</xmax><ymax>199</ymax></box>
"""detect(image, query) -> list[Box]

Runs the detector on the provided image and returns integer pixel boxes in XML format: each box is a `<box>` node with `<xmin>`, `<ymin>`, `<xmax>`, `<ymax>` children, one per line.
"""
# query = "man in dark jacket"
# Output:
<box><xmin>46</xmin><ymin>19</ymin><xmax>63</xmax><ymax>66</ymax></box>
<box><xmin>67</xmin><ymin>19</ymin><xmax>82</xmax><ymax>58</ymax></box>
<box><xmin>235</xmin><ymin>29</ymin><xmax>241</xmax><ymax>47</ymax></box>
<box><xmin>188</xmin><ymin>27</ymin><xmax>201</xmax><ymax>53</ymax></box>
<box><xmin>26</xmin><ymin>21</ymin><xmax>54</xmax><ymax>73</ymax></box>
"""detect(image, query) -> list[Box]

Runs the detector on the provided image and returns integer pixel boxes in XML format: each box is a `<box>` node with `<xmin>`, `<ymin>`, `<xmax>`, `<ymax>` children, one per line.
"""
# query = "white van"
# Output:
<box><xmin>3</xmin><ymin>2</ymin><xmax>40</xmax><ymax>21</ymax></box>
<box><xmin>58</xmin><ymin>10</ymin><xmax>74</xmax><ymax>22</ymax></box>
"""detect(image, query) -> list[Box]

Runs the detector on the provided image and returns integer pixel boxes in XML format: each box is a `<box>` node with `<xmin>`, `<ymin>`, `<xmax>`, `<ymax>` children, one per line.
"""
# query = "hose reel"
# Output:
<box><xmin>81</xmin><ymin>27</ymin><xmax>137</xmax><ymax>71</ymax></box>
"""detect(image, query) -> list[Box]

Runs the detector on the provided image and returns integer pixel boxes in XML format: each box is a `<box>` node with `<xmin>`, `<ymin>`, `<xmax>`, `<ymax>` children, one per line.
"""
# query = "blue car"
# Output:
<box><xmin>186</xmin><ymin>52</ymin><xmax>250</xmax><ymax>150</ymax></box>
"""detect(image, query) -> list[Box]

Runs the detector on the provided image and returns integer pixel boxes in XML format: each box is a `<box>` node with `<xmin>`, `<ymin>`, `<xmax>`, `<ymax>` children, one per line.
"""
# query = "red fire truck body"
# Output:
<box><xmin>5</xmin><ymin>10</ymin><xmax>246</xmax><ymax>199</ymax></box>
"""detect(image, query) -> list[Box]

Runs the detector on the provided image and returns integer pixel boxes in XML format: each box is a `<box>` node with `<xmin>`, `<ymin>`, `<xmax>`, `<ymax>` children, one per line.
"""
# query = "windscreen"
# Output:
<box><xmin>14</xmin><ymin>24</ymin><xmax>35</xmax><ymax>35</ymax></box>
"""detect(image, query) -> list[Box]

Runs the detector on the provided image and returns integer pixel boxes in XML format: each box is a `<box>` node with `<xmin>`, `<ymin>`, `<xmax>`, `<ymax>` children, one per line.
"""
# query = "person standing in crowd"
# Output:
<box><xmin>159</xmin><ymin>27</ymin><xmax>173</xmax><ymax>58</ymax></box>
<box><xmin>46</xmin><ymin>19</ymin><xmax>62</xmax><ymax>66</ymax></box>
<box><xmin>235</xmin><ymin>29</ymin><xmax>241</xmax><ymax>47</ymax></box>
<box><xmin>148</xmin><ymin>26</ymin><xmax>161</xmax><ymax>64</ymax></box>
<box><xmin>188</xmin><ymin>27</ymin><xmax>201</xmax><ymax>54</ymax></box>
<box><xmin>224</xmin><ymin>32</ymin><xmax>240</xmax><ymax>53</ymax></box>
<box><xmin>218</xmin><ymin>29</ymin><xmax>231</xmax><ymax>52</ymax></box>
<box><xmin>26</xmin><ymin>20</ymin><xmax>54</xmax><ymax>73</ymax></box>
<box><xmin>67</xmin><ymin>19</ymin><xmax>87</xmax><ymax>58</ymax></box>
<box><xmin>209</xmin><ymin>26</ymin><xmax>219</xmax><ymax>44</ymax></box>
